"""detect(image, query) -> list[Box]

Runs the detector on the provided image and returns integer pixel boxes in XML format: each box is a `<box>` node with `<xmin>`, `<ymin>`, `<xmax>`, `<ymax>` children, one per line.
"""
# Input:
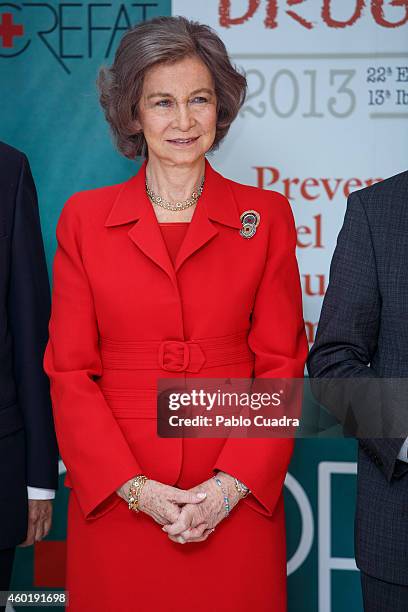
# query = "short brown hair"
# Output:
<box><xmin>97</xmin><ymin>15</ymin><xmax>247</xmax><ymax>159</ymax></box>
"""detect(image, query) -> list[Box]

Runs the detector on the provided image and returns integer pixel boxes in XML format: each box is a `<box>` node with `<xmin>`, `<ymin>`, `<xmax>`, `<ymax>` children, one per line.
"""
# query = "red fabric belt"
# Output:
<box><xmin>99</xmin><ymin>330</ymin><xmax>253</xmax><ymax>373</ymax></box>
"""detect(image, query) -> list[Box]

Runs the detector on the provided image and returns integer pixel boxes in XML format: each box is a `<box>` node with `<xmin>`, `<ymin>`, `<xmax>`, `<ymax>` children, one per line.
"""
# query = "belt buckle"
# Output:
<box><xmin>158</xmin><ymin>340</ymin><xmax>190</xmax><ymax>372</ymax></box>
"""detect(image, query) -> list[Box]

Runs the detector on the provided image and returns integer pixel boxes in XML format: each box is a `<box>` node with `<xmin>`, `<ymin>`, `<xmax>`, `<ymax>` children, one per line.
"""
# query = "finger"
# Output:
<box><xmin>166</xmin><ymin>532</ymin><xmax>186</xmax><ymax>544</ymax></box>
<box><xmin>163</xmin><ymin>520</ymin><xmax>187</xmax><ymax>536</ymax></box>
<box><xmin>149</xmin><ymin>514</ymin><xmax>164</xmax><ymax>525</ymax></box>
<box><xmin>35</xmin><ymin>518</ymin><xmax>47</xmax><ymax>542</ymax></box>
<box><xmin>167</xmin><ymin>534</ymin><xmax>180</xmax><ymax>544</ymax></box>
<box><xmin>35</xmin><ymin>514</ymin><xmax>50</xmax><ymax>542</ymax></box>
<box><xmin>163</xmin><ymin>502</ymin><xmax>182</xmax><ymax>524</ymax></box>
<box><xmin>190</xmin><ymin>531</ymin><xmax>213</xmax><ymax>542</ymax></box>
<box><xmin>148</xmin><ymin>508</ymin><xmax>178</xmax><ymax>527</ymax></box>
<box><xmin>191</xmin><ymin>527</ymin><xmax>215</xmax><ymax>542</ymax></box>
<box><xmin>180</xmin><ymin>522</ymin><xmax>208</xmax><ymax>539</ymax></box>
<box><xmin>42</xmin><ymin>518</ymin><xmax>52</xmax><ymax>539</ymax></box>
<box><xmin>185</xmin><ymin>535</ymin><xmax>210</xmax><ymax>543</ymax></box>
<box><xmin>162</xmin><ymin>511</ymin><xmax>190</xmax><ymax>535</ymax></box>
<box><xmin>142</xmin><ymin>501</ymin><xmax>180</xmax><ymax>526</ymax></box>
<box><xmin>179</xmin><ymin>528</ymin><xmax>215</xmax><ymax>544</ymax></box>
<box><xmin>169</xmin><ymin>490</ymin><xmax>207</xmax><ymax>505</ymax></box>
<box><xmin>150</xmin><ymin>511</ymin><xmax>169</xmax><ymax>526</ymax></box>
<box><xmin>21</xmin><ymin>522</ymin><xmax>35</xmax><ymax>547</ymax></box>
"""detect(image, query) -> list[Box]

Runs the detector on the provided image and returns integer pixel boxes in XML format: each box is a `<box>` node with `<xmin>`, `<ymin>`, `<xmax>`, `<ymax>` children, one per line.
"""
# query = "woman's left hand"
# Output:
<box><xmin>162</xmin><ymin>472</ymin><xmax>241</xmax><ymax>544</ymax></box>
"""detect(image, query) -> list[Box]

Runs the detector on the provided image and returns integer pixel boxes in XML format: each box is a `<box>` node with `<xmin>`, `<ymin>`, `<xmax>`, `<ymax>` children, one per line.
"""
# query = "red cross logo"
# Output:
<box><xmin>0</xmin><ymin>12</ymin><xmax>24</xmax><ymax>48</ymax></box>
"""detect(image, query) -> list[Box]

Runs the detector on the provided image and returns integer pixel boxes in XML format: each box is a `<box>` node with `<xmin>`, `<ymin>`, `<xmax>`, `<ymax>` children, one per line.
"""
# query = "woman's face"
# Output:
<box><xmin>134</xmin><ymin>55</ymin><xmax>218</xmax><ymax>166</ymax></box>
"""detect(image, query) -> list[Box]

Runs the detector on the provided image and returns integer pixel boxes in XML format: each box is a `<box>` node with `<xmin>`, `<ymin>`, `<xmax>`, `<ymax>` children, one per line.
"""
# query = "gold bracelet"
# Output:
<box><xmin>234</xmin><ymin>477</ymin><xmax>251</xmax><ymax>499</ymax></box>
<box><xmin>128</xmin><ymin>475</ymin><xmax>148</xmax><ymax>512</ymax></box>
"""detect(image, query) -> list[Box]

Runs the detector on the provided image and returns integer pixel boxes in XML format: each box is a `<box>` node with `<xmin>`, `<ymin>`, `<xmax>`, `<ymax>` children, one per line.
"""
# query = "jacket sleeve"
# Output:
<box><xmin>307</xmin><ymin>191</ymin><xmax>408</xmax><ymax>481</ymax></box>
<box><xmin>212</xmin><ymin>193</ymin><xmax>308</xmax><ymax>517</ymax></box>
<box><xmin>8</xmin><ymin>154</ymin><xmax>58</xmax><ymax>490</ymax></box>
<box><xmin>43</xmin><ymin>195</ymin><xmax>143</xmax><ymax>520</ymax></box>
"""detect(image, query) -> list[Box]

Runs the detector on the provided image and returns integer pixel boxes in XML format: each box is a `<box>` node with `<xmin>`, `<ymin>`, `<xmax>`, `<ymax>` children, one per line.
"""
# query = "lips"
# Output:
<box><xmin>167</xmin><ymin>137</ymin><xmax>199</xmax><ymax>144</ymax></box>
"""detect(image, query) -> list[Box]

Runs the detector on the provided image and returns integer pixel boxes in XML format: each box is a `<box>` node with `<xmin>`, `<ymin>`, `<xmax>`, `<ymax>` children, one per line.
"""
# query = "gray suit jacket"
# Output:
<box><xmin>307</xmin><ymin>170</ymin><xmax>408</xmax><ymax>584</ymax></box>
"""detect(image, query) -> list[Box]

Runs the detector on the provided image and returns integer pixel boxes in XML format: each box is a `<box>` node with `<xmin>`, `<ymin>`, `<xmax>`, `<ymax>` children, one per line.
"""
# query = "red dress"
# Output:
<box><xmin>158</xmin><ymin>222</ymin><xmax>190</xmax><ymax>267</ymax></box>
<box><xmin>44</xmin><ymin>158</ymin><xmax>308</xmax><ymax>611</ymax></box>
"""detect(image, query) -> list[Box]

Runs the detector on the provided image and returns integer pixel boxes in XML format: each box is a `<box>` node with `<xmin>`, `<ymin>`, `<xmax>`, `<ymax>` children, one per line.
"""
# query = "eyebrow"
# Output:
<box><xmin>147</xmin><ymin>88</ymin><xmax>214</xmax><ymax>100</ymax></box>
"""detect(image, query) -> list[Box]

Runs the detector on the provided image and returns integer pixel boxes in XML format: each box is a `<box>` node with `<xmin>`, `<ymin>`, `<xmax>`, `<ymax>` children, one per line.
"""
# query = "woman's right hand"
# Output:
<box><xmin>116</xmin><ymin>478</ymin><xmax>207</xmax><ymax>526</ymax></box>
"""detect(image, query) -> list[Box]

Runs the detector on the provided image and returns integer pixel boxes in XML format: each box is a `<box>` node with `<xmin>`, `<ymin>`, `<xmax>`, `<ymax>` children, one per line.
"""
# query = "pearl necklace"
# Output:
<box><xmin>145</xmin><ymin>175</ymin><xmax>205</xmax><ymax>211</ymax></box>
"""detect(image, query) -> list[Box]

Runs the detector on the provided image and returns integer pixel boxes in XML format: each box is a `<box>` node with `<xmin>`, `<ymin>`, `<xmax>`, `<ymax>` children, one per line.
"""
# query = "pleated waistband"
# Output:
<box><xmin>99</xmin><ymin>330</ymin><xmax>254</xmax><ymax>374</ymax></box>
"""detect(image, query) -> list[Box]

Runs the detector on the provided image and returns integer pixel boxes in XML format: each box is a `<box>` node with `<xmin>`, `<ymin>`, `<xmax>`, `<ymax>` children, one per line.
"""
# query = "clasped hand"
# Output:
<box><xmin>117</xmin><ymin>472</ymin><xmax>241</xmax><ymax>544</ymax></box>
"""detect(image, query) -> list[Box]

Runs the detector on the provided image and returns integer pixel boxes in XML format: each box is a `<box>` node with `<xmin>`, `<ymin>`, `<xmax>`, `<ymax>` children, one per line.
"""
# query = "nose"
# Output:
<box><xmin>173</xmin><ymin>103</ymin><xmax>195</xmax><ymax>131</ymax></box>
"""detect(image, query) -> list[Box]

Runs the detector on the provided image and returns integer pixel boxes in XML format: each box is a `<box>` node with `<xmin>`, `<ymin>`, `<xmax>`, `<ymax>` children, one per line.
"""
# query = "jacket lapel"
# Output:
<box><xmin>105</xmin><ymin>159</ymin><xmax>176</xmax><ymax>285</ymax></box>
<box><xmin>104</xmin><ymin>157</ymin><xmax>242</xmax><ymax>284</ymax></box>
<box><xmin>175</xmin><ymin>158</ymin><xmax>242</xmax><ymax>272</ymax></box>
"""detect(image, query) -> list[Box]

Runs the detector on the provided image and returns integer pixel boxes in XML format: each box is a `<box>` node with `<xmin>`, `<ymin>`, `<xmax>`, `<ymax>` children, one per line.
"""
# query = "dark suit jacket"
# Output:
<box><xmin>0</xmin><ymin>142</ymin><xmax>58</xmax><ymax>549</ymax></box>
<box><xmin>307</xmin><ymin>170</ymin><xmax>408</xmax><ymax>585</ymax></box>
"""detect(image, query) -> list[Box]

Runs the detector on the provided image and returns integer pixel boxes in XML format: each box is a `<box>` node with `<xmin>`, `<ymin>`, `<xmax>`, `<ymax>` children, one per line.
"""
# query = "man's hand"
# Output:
<box><xmin>18</xmin><ymin>500</ymin><xmax>53</xmax><ymax>547</ymax></box>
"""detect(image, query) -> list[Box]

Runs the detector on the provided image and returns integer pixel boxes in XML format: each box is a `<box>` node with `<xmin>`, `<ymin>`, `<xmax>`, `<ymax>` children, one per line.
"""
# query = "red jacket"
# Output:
<box><xmin>44</xmin><ymin>157</ymin><xmax>308</xmax><ymax>523</ymax></box>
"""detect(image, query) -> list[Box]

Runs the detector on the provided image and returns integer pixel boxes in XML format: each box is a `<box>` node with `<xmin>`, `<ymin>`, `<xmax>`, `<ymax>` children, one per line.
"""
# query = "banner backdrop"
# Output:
<box><xmin>1</xmin><ymin>1</ymin><xmax>408</xmax><ymax>610</ymax></box>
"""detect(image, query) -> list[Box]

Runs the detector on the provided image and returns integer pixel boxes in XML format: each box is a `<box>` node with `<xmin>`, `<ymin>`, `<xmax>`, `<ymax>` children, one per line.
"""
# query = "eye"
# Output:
<box><xmin>191</xmin><ymin>96</ymin><xmax>208</xmax><ymax>103</ymax></box>
<box><xmin>156</xmin><ymin>99</ymin><xmax>172</xmax><ymax>107</ymax></box>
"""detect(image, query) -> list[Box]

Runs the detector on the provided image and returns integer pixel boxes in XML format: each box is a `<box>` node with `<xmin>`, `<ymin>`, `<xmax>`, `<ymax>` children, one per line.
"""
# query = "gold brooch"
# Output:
<box><xmin>239</xmin><ymin>210</ymin><xmax>260</xmax><ymax>239</ymax></box>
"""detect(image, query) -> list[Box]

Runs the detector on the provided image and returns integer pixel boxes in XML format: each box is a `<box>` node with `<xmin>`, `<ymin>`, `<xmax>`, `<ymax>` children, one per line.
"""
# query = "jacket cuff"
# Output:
<box><xmin>212</xmin><ymin>437</ymin><xmax>294</xmax><ymax>517</ymax></box>
<box><xmin>70</xmin><ymin>463</ymin><xmax>143</xmax><ymax>521</ymax></box>
<box><xmin>359</xmin><ymin>438</ymin><xmax>407</xmax><ymax>482</ymax></box>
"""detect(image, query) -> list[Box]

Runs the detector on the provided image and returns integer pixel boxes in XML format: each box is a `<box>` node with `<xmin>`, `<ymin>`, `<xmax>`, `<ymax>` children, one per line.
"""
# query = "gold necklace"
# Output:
<box><xmin>145</xmin><ymin>175</ymin><xmax>205</xmax><ymax>211</ymax></box>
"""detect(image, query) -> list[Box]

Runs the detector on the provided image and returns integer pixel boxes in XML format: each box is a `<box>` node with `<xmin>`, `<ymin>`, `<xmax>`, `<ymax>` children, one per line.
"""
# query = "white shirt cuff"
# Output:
<box><xmin>397</xmin><ymin>438</ymin><xmax>408</xmax><ymax>463</ymax></box>
<box><xmin>27</xmin><ymin>486</ymin><xmax>56</xmax><ymax>500</ymax></box>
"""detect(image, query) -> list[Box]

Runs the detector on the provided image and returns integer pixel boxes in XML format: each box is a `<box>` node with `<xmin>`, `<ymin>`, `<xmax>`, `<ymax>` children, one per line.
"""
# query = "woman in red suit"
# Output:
<box><xmin>44</xmin><ymin>15</ymin><xmax>308</xmax><ymax>612</ymax></box>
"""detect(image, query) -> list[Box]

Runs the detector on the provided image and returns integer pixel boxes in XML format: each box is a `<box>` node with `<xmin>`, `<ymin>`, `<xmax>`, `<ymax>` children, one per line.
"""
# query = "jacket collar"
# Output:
<box><xmin>104</xmin><ymin>157</ymin><xmax>242</xmax><ymax>284</ymax></box>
